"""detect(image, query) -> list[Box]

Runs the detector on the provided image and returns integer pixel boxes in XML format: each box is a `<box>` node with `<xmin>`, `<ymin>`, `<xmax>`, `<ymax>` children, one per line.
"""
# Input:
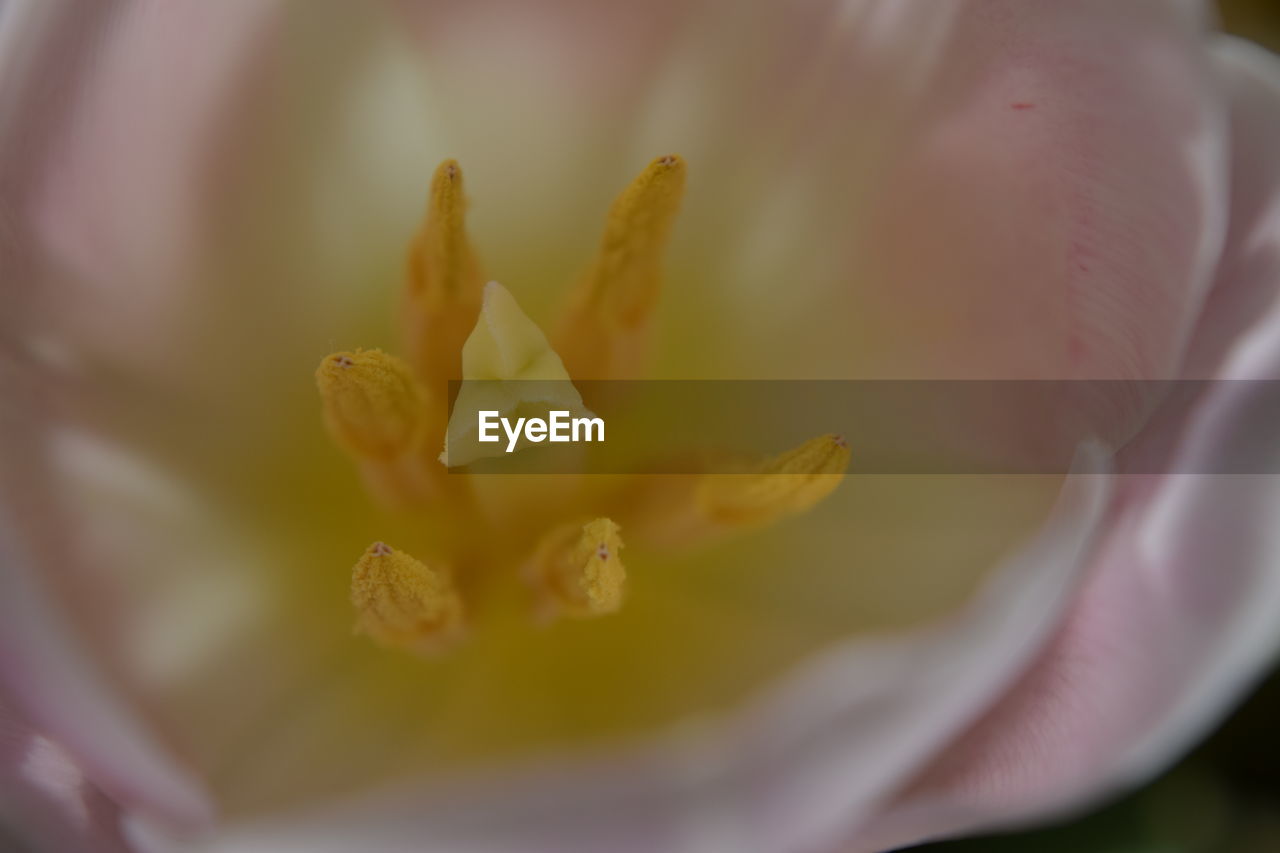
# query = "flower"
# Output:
<box><xmin>2</xmin><ymin>1</ymin><xmax>1279</xmax><ymax>851</ymax></box>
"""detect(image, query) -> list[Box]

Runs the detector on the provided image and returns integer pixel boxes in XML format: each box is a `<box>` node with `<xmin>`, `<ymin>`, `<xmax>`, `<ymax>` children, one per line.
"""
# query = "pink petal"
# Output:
<box><xmin>843</xmin><ymin>0</ymin><xmax>1225</xmax><ymax>445</ymax></box>
<box><xmin>702</xmin><ymin>0</ymin><xmax>1228</xmax><ymax>475</ymax></box>
<box><xmin>854</xmin><ymin>35</ymin><xmax>1280</xmax><ymax>851</ymax></box>
<box><xmin>0</xmin><ymin>694</ymin><xmax>133</xmax><ymax>853</ymax></box>
<box><xmin>763</xmin><ymin>0</ymin><xmax>1219</xmax><ymax>376</ymax></box>
<box><xmin>3</xmin><ymin>0</ymin><xmax>284</xmax><ymax>378</ymax></box>
<box><xmin>0</xmin><ymin>499</ymin><xmax>214</xmax><ymax>830</ymax></box>
<box><xmin>0</xmin><ymin>0</ymin><xmax>283</xmax><ymax>828</ymax></box>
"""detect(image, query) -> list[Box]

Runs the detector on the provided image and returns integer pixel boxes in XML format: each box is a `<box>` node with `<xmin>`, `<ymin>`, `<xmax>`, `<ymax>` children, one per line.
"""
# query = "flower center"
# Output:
<box><xmin>314</xmin><ymin>156</ymin><xmax>850</xmax><ymax>655</ymax></box>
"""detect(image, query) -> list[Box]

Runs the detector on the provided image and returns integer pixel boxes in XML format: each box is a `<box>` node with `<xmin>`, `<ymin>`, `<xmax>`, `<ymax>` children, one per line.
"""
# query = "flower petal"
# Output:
<box><xmin>2</xmin><ymin>0</ymin><xmax>284</xmax><ymax>379</ymax></box>
<box><xmin>679</xmin><ymin>0</ymin><xmax>1222</xmax><ymax>382</ymax></box>
<box><xmin>0</xmin><ymin>495</ymin><xmax>215</xmax><ymax>830</ymax></box>
<box><xmin>853</xmin><ymin>34</ymin><xmax>1280</xmax><ymax>851</ymax></box>
<box><xmin>1</xmin><ymin>0</ymin><xmax>288</xmax><ymax>830</ymax></box>
<box><xmin>0</xmin><ymin>694</ymin><xmax>133</xmax><ymax>853</ymax></box>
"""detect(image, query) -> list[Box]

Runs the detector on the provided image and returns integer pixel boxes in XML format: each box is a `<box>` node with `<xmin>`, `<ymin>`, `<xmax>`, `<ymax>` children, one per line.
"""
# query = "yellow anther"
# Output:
<box><xmin>556</xmin><ymin>155</ymin><xmax>687</xmax><ymax>380</ymax></box>
<box><xmin>698</xmin><ymin>434</ymin><xmax>851</xmax><ymax>527</ymax></box>
<box><xmin>528</xmin><ymin>518</ymin><xmax>626</xmax><ymax>619</ymax></box>
<box><xmin>351</xmin><ymin>542</ymin><xmax>464</xmax><ymax>654</ymax></box>
<box><xmin>440</xmin><ymin>281</ymin><xmax>594</xmax><ymax>466</ymax></box>
<box><xmin>403</xmin><ymin>159</ymin><xmax>484</xmax><ymax>387</ymax></box>
<box><xmin>584</xmin><ymin>155</ymin><xmax>686</xmax><ymax>322</ymax></box>
<box><xmin>315</xmin><ymin>348</ymin><xmax>427</xmax><ymax>460</ymax></box>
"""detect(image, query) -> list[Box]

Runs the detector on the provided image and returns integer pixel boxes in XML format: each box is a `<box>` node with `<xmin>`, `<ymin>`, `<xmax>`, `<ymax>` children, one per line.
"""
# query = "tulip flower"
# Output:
<box><xmin>2</xmin><ymin>2</ymin><xmax>1279</xmax><ymax>851</ymax></box>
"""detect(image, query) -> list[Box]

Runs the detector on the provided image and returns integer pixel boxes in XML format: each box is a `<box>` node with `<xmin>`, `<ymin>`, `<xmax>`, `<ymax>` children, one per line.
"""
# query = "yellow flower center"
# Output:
<box><xmin>314</xmin><ymin>156</ymin><xmax>850</xmax><ymax>655</ymax></box>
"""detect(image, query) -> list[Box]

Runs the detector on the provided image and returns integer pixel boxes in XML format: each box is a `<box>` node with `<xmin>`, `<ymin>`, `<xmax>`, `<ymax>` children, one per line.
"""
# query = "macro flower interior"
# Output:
<box><xmin>1</xmin><ymin>2</ymin><xmax>1279</xmax><ymax>852</ymax></box>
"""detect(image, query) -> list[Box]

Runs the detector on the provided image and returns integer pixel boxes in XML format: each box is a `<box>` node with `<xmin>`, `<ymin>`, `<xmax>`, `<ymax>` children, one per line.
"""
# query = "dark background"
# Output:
<box><xmin>916</xmin><ymin>6</ymin><xmax>1280</xmax><ymax>849</ymax></box>
<box><xmin>1221</xmin><ymin>0</ymin><xmax>1280</xmax><ymax>52</ymax></box>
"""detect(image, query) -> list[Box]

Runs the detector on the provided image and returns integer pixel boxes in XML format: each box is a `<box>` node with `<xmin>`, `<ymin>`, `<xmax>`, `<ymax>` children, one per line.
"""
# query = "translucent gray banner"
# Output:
<box><xmin>439</xmin><ymin>380</ymin><xmax>1279</xmax><ymax>474</ymax></box>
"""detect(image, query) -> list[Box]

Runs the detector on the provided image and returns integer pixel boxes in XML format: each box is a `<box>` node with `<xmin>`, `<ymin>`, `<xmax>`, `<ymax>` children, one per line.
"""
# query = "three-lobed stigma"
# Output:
<box><xmin>440</xmin><ymin>281</ymin><xmax>595</xmax><ymax>467</ymax></box>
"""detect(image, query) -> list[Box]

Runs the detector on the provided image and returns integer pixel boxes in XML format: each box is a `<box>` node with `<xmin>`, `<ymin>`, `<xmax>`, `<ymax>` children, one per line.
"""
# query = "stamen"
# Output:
<box><xmin>698</xmin><ymin>434</ymin><xmax>851</xmax><ymax>527</ymax></box>
<box><xmin>403</xmin><ymin>159</ymin><xmax>484</xmax><ymax>388</ymax></box>
<box><xmin>555</xmin><ymin>155</ymin><xmax>687</xmax><ymax>380</ymax></box>
<box><xmin>440</xmin><ymin>281</ymin><xmax>594</xmax><ymax>466</ymax></box>
<box><xmin>527</xmin><ymin>518</ymin><xmax>626</xmax><ymax>619</ymax></box>
<box><xmin>351</xmin><ymin>541</ymin><xmax>465</xmax><ymax>654</ymax></box>
<box><xmin>315</xmin><ymin>348</ymin><xmax>427</xmax><ymax>460</ymax></box>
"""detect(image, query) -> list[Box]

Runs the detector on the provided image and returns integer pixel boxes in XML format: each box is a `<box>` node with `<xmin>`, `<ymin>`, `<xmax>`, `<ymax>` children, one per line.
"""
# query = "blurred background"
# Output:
<box><xmin>1219</xmin><ymin>0</ymin><xmax>1280</xmax><ymax>52</ymax></box>
<box><xmin>917</xmin><ymin>7</ymin><xmax>1280</xmax><ymax>850</ymax></box>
